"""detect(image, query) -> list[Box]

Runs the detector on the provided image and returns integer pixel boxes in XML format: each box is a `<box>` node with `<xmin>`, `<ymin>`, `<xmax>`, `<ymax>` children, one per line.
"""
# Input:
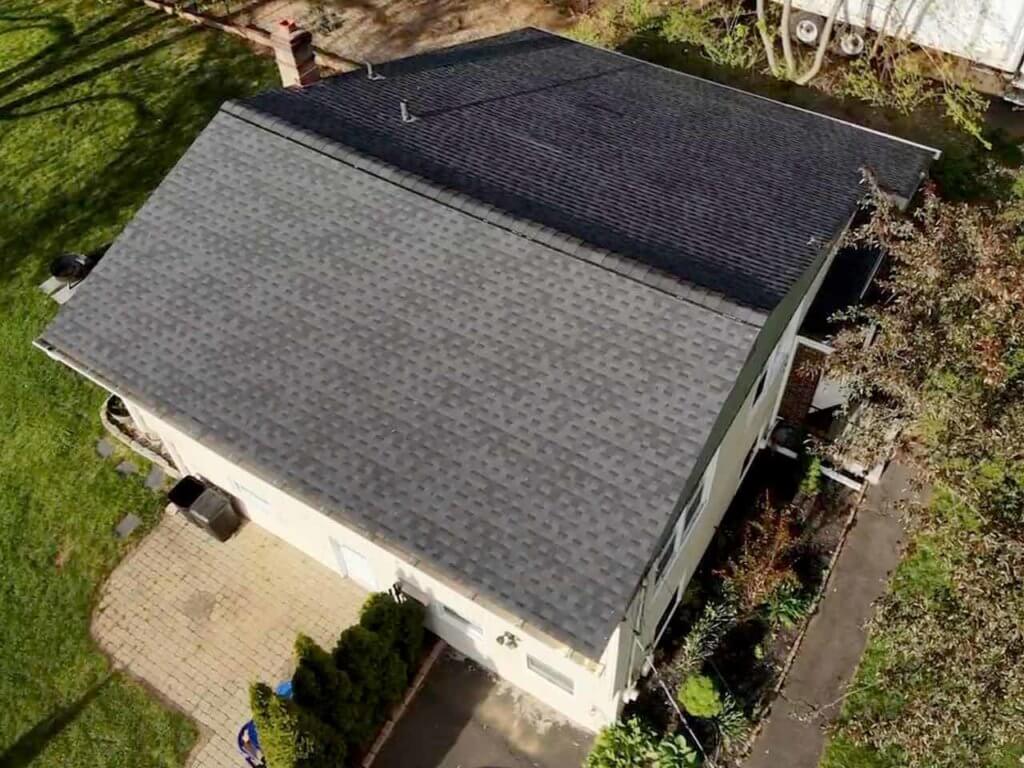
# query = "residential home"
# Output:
<box><xmin>37</xmin><ymin>27</ymin><xmax>936</xmax><ymax>731</ymax></box>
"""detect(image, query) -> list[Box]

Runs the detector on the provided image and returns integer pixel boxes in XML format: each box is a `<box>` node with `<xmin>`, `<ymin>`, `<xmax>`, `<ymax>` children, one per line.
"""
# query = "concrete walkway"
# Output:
<box><xmin>93</xmin><ymin>510</ymin><xmax>367</xmax><ymax>768</ymax></box>
<box><xmin>745</xmin><ymin>462</ymin><xmax>925</xmax><ymax>768</ymax></box>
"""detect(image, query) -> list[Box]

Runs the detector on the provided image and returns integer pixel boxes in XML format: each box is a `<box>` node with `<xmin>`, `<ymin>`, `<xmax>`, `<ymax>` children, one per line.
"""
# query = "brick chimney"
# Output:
<box><xmin>271</xmin><ymin>19</ymin><xmax>319</xmax><ymax>88</ymax></box>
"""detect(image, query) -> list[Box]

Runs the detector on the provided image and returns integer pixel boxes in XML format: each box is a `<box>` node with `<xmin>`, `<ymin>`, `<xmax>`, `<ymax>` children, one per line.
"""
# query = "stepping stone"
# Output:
<box><xmin>145</xmin><ymin>466</ymin><xmax>166</xmax><ymax>491</ymax></box>
<box><xmin>96</xmin><ymin>438</ymin><xmax>115</xmax><ymax>458</ymax></box>
<box><xmin>115</xmin><ymin>460</ymin><xmax>138</xmax><ymax>476</ymax></box>
<box><xmin>114</xmin><ymin>513</ymin><xmax>142</xmax><ymax>539</ymax></box>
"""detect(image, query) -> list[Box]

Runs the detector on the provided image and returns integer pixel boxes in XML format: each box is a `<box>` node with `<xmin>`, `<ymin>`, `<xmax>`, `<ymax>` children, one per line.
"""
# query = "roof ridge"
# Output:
<box><xmin>220</xmin><ymin>100</ymin><xmax>768</xmax><ymax>329</ymax></box>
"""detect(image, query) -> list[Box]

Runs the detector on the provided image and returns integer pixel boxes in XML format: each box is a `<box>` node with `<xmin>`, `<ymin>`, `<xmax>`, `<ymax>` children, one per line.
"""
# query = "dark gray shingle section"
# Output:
<box><xmin>41</xmin><ymin>112</ymin><xmax>759</xmax><ymax>657</ymax></box>
<box><xmin>241</xmin><ymin>28</ymin><xmax>937</xmax><ymax>311</ymax></box>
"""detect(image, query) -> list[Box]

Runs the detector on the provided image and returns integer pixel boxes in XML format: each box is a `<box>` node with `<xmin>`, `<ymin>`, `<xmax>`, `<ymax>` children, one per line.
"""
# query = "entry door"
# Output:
<box><xmin>329</xmin><ymin>537</ymin><xmax>377</xmax><ymax>591</ymax></box>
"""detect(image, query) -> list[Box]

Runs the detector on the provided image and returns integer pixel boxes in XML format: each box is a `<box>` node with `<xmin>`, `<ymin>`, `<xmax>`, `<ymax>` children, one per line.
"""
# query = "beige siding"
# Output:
<box><xmin>129</xmin><ymin>406</ymin><xmax>620</xmax><ymax>732</ymax></box>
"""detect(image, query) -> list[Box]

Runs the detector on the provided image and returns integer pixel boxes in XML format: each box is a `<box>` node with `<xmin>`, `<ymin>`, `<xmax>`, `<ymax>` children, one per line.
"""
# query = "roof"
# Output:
<box><xmin>40</xmin><ymin>30</ymin><xmax>936</xmax><ymax>659</ymax></box>
<box><xmin>241</xmin><ymin>28</ymin><xmax>936</xmax><ymax>312</ymax></box>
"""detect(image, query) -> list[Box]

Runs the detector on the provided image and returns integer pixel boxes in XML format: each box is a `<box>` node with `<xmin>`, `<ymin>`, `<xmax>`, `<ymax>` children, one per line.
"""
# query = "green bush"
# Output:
<box><xmin>765</xmin><ymin>581</ymin><xmax>812</xmax><ymax>629</ymax></box>
<box><xmin>360</xmin><ymin>592</ymin><xmax>426</xmax><ymax>669</ymax></box>
<box><xmin>254</xmin><ymin>592</ymin><xmax>426</xmax><ymax>762</ymax></box>
<box><xmin>249</xmin><ymin>683</ymin><xmax>346</xmax><ymax>768</ymax></box>
<box><xmin>677</xmin><ymin>673</ymin><xmax>723</xmax><ymax>718</ymax></box>
<box><xmin>799</xmin><ymin>456</ymin><xmax>823</xmax><ymax>497</ymax></box>
<box><xmin>585</xmin><ymin>717</ymin><xmax>698</xmax><ymax>768</ymax></box>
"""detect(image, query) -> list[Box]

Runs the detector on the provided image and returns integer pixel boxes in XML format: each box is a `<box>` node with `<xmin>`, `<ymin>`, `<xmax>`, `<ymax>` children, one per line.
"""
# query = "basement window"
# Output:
<box><xmin>527</xmin><ymin>655</ymin><xmax>575</xmax><ymax>695</ymax></box>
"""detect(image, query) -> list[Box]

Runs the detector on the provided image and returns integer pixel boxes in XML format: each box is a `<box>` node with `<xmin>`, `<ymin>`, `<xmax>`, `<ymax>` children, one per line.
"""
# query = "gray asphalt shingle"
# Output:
<box><xmin>40</xmin><ymin>31</ymin><xmax>936</xmax><ymax>657</ymax></box>
<box><xmin>42</xmin><ymin>112</ymin><xmax>758</xmax><ymax>656</ymax></box>
<box><xmin>242</xmin><ymin>28</ymin><xmax>936</xmax><ymax>311</ymax></box>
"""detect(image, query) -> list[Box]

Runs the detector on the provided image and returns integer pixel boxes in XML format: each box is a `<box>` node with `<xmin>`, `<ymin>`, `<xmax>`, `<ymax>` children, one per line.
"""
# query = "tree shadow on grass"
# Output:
<box><xmin>0</xmin><ymin>675</ymin><xmax>112</xmax><ymax>768</ymax></box>
<box><xmin>0</xmin><ymin>11</ymin><xmax>275</xmax><ymax>280</ymax></box>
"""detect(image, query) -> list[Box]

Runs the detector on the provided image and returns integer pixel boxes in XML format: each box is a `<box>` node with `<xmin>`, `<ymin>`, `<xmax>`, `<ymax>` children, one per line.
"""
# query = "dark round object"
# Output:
<box><xmin>50</xmin><ymin>252</ymin><xmax>92</xmax><ymax>280</ymax></box>
<box><xmin>107</xmin><ymin>395</ymin><xmax>130</xmax><ymax>419</ymax></box>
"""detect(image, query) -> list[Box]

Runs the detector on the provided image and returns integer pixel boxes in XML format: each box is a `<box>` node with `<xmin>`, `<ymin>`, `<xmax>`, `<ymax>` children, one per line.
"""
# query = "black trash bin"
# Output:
<box><xmin>168</xmin><ymin>476</ymin><xmax>241</xmax><ymax>542</ymax></box>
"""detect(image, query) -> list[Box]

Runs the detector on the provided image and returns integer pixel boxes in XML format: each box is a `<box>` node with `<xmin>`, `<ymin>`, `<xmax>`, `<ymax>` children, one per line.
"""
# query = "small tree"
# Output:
<box><xmin>249</xmin><ymin>683</ymin><xmax>346</xmax><ymax>768</ymax></box>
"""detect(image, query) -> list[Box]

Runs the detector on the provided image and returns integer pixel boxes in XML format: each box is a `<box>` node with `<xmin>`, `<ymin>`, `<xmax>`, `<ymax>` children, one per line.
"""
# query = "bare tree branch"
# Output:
<box><xmin>755</xmin><ymin>0</ymin><xmax>780</xmax><ymax>76</ymax></box>
<box><xmin>780</xmin><ymin>0</ymin><xmax>796</xmax><ymax>77</ymax></box>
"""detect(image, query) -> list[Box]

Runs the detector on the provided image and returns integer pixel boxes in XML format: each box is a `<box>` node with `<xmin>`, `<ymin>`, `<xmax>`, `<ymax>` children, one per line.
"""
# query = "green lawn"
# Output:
<box><xmin>821</xmin><ymin>490</ymin><xmax>1024</xmax><ymax>768</ymax></box>
<box><xmin>0</xmin><ymin>2</ymin><xmax>276</xmax><ymax>765</ymax></box>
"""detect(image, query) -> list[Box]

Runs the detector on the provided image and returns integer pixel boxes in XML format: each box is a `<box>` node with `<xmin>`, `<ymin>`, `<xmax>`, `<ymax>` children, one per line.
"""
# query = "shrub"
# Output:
<box><xmin>798</xmin><ymin>456</ymin><xmax>822</xmax><ymax>497</ymax></box>
<box><xmin>585</xmin><ymin>717</ymin><xmax>698</xmax><ymax>768</ymax></box>
<box><xmin>676</xmin><ymin>673</ymin><xmax>723</xmax><ymax>718</ymax></box>
<box><xmin>292</xmin><ymin>634</ymin><xmax>366</xmax><ymax>745</ymax></box>
<box><xmin>333</xmin><ymin>624</ymin><xmax>407</xmax><ymax>732</ymax></box>
<box><xmin>722</xmin><ymin>495</ymin><xmax>800</xmax><ymax>611</ymax></box>
<box><xmin>255</xmin><ymin>592</ymin><xmax>425</xmax><ymax>762</ymax></box>
<box><xmin>249</xmin><ymin>683</ymin><xmax>346</xmax><ymax>768</ymax></box>
<box><xmin>664</xmin><ymin>598</ymin><xmax>737</xmax><ymax>685</ymax></box>
<box><xmin>586</xmin><ymin>717</ymin><xmax>657</xmax><ymax>768</ymax></box>
<box><xmin>360</xmin><ymin>592</ymin><xmax>425</xmax><ymax>669</ymax></box>
<box><xmin>652</xmin><ymin>734</ymin><xmax>699</xmax><ymax>768</ymax></box>
<box><xmin>765</xmin><ymin>580</ymin><xmax>812</xmax><ymax>629</ymax></box>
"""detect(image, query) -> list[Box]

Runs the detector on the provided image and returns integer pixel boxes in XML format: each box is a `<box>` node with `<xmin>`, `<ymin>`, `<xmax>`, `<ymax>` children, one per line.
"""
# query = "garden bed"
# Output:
<box><xmin>623</xmin><ymin>451</ymin><xmax>857</xmax><ymax>764</ymax></box>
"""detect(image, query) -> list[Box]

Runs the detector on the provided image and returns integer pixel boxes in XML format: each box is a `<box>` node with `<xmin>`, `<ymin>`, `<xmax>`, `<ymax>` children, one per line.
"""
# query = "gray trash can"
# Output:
<box><xmin>169</xmin><ymin>476</ymin><xmax>241</xmax><ymax>542</ymax></box>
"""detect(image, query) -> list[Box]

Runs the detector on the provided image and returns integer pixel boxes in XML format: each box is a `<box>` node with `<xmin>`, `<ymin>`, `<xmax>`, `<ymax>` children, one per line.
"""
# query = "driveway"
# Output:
<box><xmin>375</xmin><ymin>650</ymin><xmax>593</xmax><ymax>768</ymax></box>
<box><xmin>93</xmin><ymin>509</ymin><xmax>367</xmax><ymax>768</ymax></box>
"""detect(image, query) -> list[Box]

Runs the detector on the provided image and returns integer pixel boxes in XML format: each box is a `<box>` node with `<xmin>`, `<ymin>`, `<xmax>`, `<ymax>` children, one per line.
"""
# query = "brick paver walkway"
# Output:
<box><xmin>94</xmin><ymin>509</ymin><xmax>366</xmax><ymax>768</ymax></box>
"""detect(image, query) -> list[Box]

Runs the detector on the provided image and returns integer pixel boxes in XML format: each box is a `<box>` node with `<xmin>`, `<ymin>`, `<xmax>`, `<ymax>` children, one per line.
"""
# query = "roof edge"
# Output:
<box><xmin>34</xmin><ymin>334</ymin><xmax>613</xmax><ymax>661</ymax></box>
<box><xmin>537</xmin><ymin>28</ymin><xmax>942</xmax><ymax>169</ymax></box>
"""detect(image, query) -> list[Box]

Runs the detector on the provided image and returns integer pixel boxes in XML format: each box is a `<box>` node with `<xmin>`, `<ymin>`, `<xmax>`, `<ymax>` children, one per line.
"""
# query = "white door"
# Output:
<box><xmin>329</xmin><ymin>537</ymin><xmax>377</xmax><ymax>591</ymax></box>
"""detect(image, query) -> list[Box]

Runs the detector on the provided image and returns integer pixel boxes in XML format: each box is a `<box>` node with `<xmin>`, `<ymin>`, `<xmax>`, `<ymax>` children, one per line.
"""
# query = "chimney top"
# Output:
<box><xmin>271</xmin><ymin>18</ymin><xmax>319</xmax><ymax>89</ymax></box>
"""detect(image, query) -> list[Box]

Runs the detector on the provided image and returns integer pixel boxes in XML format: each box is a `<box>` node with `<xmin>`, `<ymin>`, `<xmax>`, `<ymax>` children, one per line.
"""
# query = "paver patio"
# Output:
<box><xmin>93</xmin><ymin>509</ymin><xmax>367</xmax><ymax>768</ymax></box>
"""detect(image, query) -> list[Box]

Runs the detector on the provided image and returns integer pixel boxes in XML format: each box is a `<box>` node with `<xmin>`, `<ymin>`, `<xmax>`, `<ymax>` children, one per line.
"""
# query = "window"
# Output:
<box><xmin>655</xmin><ymin>479</ymin><xmax>706</xmax><ymax>582</ymax></box>
<box><xmin>753</xmin><ymin>370</ymin><xmax>768</xmax><ymax>405</ymax></box>
<box><xmin>527</xmin><ymin>655</ymin><xmax>575</xmax><ymax>694</ymax></box>
<box><xmin>439</xmin><ymin>604</ymin><xmax>483</xmax><ymax>640</ymax></box>
<box><xmin>742</xmin><ymin>442</ymin><xmax>757</xmax><ymax>475</ymax></box>
<box><xmin>654</xmin><ymin>589</ymin><xmax>679</xmax><ymax>645</ymax></box>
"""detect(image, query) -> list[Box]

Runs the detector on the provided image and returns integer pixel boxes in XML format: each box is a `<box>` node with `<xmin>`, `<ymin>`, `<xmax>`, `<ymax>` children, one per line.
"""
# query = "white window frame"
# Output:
<box><xmin>439</xmin><ymin>604</ymin><xmax>483</xmax><ymax>640</ymax></box>
<box><xmin>526</xmin><ymin>654</ymin><xmax>575</xmax><ymax>695</ymax></box>
<box><xmin>654</xmin><ymin>455</ymin><xmax>716</xmax><ymax>585</ymax></box>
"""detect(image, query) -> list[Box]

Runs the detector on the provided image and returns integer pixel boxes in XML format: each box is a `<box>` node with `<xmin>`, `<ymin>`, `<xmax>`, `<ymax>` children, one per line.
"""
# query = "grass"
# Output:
<box><xmin>820</xmin><ymin>489</ymin><xmax>1024</xmax><ymax>768</ymax></box>
<box><xmin>0</xmin><ymin>2</ymin><xmax>277</xmax><ymax>765</ymax></box>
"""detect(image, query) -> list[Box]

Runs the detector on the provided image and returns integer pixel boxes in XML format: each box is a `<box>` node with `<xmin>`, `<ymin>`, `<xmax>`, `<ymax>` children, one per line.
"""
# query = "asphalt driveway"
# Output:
<box><xmin>375</xmin><ymin>650</ymin><xmax>593</xmax><ymax>768</ymax></box>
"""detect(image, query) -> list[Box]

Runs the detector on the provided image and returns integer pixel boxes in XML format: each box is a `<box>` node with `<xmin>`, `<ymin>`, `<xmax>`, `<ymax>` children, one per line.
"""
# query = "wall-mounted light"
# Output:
<box><xmin>496</xmin><ymin>631</ymin><xmax>519</xmax><ymax>649</ymax></box>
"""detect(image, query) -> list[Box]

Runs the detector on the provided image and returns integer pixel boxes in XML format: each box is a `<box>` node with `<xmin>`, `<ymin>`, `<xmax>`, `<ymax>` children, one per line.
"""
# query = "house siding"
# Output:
<box><xmin>128</xmin><ymin>405</ymin><xmax>621</xmax><ymax>732</ymax></box>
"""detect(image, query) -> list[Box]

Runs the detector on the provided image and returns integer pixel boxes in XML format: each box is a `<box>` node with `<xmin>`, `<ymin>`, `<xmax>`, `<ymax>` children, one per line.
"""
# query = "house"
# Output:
<box><xmin>36</xmin><ymin>26</ymin><xmax>937</xmax><ymax>731</ymax></box>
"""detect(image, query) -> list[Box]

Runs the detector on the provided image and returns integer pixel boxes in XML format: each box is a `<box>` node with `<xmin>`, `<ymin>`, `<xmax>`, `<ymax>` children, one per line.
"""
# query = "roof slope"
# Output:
<box><xmin>41</xmin><ymin>111</ymin><xmax>758</xmax><ymax>656</ymax></box>
<box><xmin>40</xmin><ymin>31</ymin><xmax>936</xmax><ymax>658</ymax></box>
<box><xmin>242</xmin><ymin>28</ymin><xmax>936</xmax><ymax>312</ymax></box>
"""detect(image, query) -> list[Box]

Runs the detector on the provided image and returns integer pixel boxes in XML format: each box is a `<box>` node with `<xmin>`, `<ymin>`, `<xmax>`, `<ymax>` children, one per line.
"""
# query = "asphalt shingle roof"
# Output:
<box><xmin>41</xmin><ymin>111</ymin><xmax>759</xmax><ymax>656</ymax></box>
<box><xmin>40</xmin><ymin>31</ymin><xmax>936</xmax><ymax>658</ymax></box>
<box><xmin>242</xmin><ymin>28</ymin><xmax>936</xmax><ymax>312</ymax></box>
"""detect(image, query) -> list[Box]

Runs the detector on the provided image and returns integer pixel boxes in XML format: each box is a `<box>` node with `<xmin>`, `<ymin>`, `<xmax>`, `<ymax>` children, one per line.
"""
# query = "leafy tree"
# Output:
<box><xmin>829</xmin><ymin>184</ymin><xmax>1024</xmax><ymax>533</ymax></box>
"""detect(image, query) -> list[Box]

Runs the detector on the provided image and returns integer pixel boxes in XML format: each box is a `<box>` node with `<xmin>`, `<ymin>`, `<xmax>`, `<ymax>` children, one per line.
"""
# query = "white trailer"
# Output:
<box><xmin>778</xmin><ymin>0</ymin><xmax>1024</xmax><ymax>103</ymax></box>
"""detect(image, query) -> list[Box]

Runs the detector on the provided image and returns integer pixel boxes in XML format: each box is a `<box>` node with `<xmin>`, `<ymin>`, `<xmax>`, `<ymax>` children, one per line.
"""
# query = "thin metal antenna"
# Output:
<box><xmin>365</xmin><ymin>61</ymin><xmax>384</xmax><ymax>81</ymax></box>
<box><xmin>399</xmin><ymin>101</ymin><xmax>418</xmax><ymax>124</ymax></box>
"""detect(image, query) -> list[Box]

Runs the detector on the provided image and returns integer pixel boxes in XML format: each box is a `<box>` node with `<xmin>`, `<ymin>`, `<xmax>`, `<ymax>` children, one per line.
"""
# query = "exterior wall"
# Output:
<box><xmin>130</xmin><ymin>405</ymin><xmax>620</xmax><ymax>732</ymax></box>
